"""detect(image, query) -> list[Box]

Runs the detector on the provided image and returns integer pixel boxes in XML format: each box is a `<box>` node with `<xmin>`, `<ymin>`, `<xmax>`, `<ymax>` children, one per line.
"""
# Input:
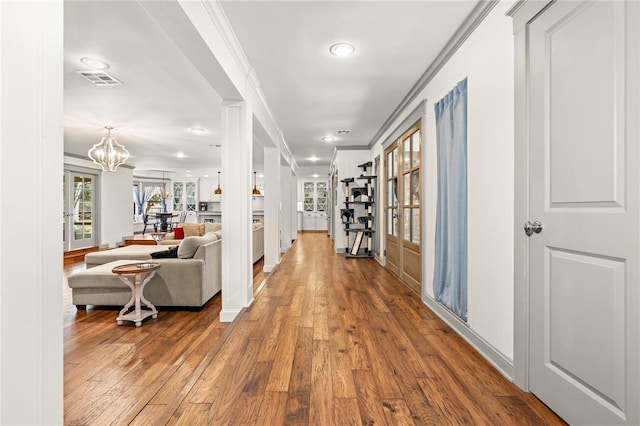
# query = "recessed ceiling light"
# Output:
<box><xmin>257</xmin><ymin>173</ymin><xmax>264</xmax><ymax>178</ymax></box>
<box><xmin>337</xmin><ymin>129</ymin><xmax>351</xmax><ymax>135</ymax></box>
<box><xmin>175</xmin><ymin>152</ymin><xmax>187</xmax><ymax>159</ymax></box>
<box><xmin>186</xmin><ymin>170</ymin><xmax>192</xmax><ymax>173</ymax></box>
<box><xmin>204</xmin><ymin>174</ymin><xmax>209</xmax><ymax>178</ymax></box>
<box><xmin>322</xmin><ymin>136</ymin><xmax>336</xmax><ymax>143</ymax></box>
<box><xmin>308</xmin><ymin>156</ymin><xmax>320</xmax><ymax>162</ymax></box>
<box><xmin>312</xmin><ymin>174</ymin><xmax>320</xmax><ymax>178</ymax></box>
<box><xmin>188</xmin><ymin>127</ymin><xmax>207</xmax><ymax>134</ymax></box>
<box><xmin>329</xmin><ymin>42</ymin><xmax>355</xmax><ymax>57</ymax></box>
<box><xmin>80</xmin><ymin>57</ymin><xmax>109</xmax><ymax>70</ymax></box>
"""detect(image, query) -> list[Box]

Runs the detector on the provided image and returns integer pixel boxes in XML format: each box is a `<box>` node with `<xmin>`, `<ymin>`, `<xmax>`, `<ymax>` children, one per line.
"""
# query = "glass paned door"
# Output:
<box><xmin>64</xmin><ymin>171</ymin><xmax>97</xmax><ymax>251</ymax></box>
<box><xmin>384</xmin><ymin>122</ymin><xmax>421</xmax><ymax>293</ymax></box>
<box><xmin>385</xmin><ymin>144</ymin><xmax>400</xmax><ymax>275</ymax></box>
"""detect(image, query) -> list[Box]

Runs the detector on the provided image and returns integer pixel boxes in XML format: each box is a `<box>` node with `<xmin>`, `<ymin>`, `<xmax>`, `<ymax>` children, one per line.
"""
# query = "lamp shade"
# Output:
<box><xmin>88</xmin><ymin>126</ymin><xmax>129</xmax><ymax>171</ymax></box>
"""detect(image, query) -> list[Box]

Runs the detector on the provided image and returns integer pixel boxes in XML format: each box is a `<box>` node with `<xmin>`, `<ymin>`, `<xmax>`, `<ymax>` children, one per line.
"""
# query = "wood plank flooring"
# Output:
<box><xmin>64</xmin><ymin>232</ymin><xmax>564</xmax><ymax>425</ymax></box>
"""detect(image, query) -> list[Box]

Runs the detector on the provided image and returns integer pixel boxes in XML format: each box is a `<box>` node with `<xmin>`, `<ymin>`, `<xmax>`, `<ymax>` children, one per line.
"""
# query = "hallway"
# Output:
<box><xmin>64</xmin><ymin>232</ymin><xmax>563</xmax><ymax>424</ymax></box>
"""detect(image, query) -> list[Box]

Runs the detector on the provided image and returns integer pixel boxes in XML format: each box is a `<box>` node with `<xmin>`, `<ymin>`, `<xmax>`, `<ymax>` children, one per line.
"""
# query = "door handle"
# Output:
<box><xmin>524</xmin><ymin>220</ymin><xmax>543</xmax><ymax>237</ymax></box>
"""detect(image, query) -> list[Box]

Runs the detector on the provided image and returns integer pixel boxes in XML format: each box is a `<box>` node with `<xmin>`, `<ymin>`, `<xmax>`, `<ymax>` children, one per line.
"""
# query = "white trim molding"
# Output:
<box><xmin>219</xmin><ymin>309</ymin><xmax>243</xmax><ymax>323</ymax></box>
<box><xmin>368</xmin><ymin>0</ymin><xmax>499</xmax><ymax>148</ymax></box>
<box><xmin>509</xmin><ymin>0</ymin><xmax>554</xmax><ymax>392</ymax></box>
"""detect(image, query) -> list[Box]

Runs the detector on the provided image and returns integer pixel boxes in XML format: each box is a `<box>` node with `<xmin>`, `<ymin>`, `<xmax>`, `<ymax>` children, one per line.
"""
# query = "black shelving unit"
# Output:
<box><xmin>342</xmin><ymin>163</ymin><xmax>377</xmax><ymax>258</ymax></box>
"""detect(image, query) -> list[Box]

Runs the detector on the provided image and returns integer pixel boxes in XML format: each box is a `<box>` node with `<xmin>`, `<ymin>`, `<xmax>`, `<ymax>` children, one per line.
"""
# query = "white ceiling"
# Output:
<box><xmin>63</xmin><ymin>1</ymin><xmax>480</xmax><ymax>177</ymax></box>
<box><xmin>221</xmin><ymin>1</ymin><xmax>480</xmax><ymax>169</ymax></box>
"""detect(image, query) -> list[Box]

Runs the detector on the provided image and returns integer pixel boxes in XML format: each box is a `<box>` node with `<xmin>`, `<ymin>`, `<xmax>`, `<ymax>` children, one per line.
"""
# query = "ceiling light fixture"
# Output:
<box><xmin>214</xmin><ymin>171</ymin><xmax>222</xmax><ymax>195</ymax></box>
<box><xmin>175</xmin><ymin>152</ymin><xmax>186</xmax><ymax>159</ymax></box>
<box><xmin>88</xmin><ymin>126</ymin><xmax>129</xmax><ymax>172</ymax></box>
<box><xmin>329</xmin><ymin>42</ymin><xmax>355</xmax><ymax>57</ymax></box>
<box><xmin>322</xmin><ymin>136</ymin><xmax>336</xmax><ymax>143</ymax></box>
<box><xmin>80</xmin><ymin>57</ymin><xmax>109</xmax><ymax>70</ymax></box>
<box><xmin>188</xmin><ymin>127</ymin><xmax>207</xmax><ymax>134</ymax></box>
<box><xmin>308</xmin><ymin>156</ymin><xmax>320</xmax><ymax>162</ymax></box>
<box><xmin>312</xmin><ymin>174</ymin><xmax>320</xmax><ymax>178</ymax></box>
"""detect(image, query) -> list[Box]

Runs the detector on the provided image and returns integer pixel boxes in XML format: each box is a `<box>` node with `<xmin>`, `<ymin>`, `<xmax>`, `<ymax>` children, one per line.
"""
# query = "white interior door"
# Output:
<box><xmin>527</xmin><ymin>1</ymin><xmax>639</xmax><ymax>424</ymax></box>
<box><xmin>64</xmin><ymin>171</ymin><xmax>97</xmax><ymax>251</ymax></box>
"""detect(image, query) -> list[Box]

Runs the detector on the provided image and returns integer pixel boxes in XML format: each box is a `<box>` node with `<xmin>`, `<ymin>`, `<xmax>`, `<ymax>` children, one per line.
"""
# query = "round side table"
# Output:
<box><xmin>112</xmin><ymin>262</ymin><xmax>160</xmax><ymax>327</ymax></box>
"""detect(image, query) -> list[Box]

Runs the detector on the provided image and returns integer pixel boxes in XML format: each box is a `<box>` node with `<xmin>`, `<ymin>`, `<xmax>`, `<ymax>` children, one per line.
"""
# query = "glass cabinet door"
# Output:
<box><xmin>317</xmin><ymin>182</ymin><xmax>327</xmax><ymax>212</ymax></box>
<box><xmin>185</xmin><ymin>181</ymin><xmax>197</xmax><ymax>211</ymax></box>
<box><xmin>303</xmin><ymin>182</ymin><xmax>315</xmax><ymax>212</ymax></box>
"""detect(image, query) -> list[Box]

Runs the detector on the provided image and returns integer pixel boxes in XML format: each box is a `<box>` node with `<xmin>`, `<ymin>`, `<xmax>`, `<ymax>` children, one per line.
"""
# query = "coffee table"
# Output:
<box><xmin>112</xmin><ymin>262</ymin><xmax>160</xmax><ymax>327</ymax></box>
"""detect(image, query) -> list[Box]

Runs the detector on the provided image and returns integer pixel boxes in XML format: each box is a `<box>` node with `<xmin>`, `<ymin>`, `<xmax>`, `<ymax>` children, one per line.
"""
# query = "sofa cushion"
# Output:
<box><xmin>177</xmin><ymin>233</ymin><xmax>217</xmax><ymax>259</ymax></box>
<box><xmin>213</xmin><ymin>230</ymin><xmax>222</xmax><ymax>240</ymax></box>
<box><xmin>205</xmin><ymin>223</ymin><xmax>222</xmax><ymax>233</ymax></box>
<box><xmin>173</xmin><ymin>227</ymin><xmax>184</xmax><ymax>239</ymax></box>
<box><xmin>85</xmin><ymin>245</ymin><xmax>168</xmax><ymax>266</ymax></box>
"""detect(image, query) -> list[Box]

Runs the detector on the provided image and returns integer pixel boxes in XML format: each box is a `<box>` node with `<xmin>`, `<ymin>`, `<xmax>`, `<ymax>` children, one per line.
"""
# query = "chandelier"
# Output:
<box><xmin>88</xmin><ymin>126</ymin><xmax>129</xmax><ymax>171</ymax></box>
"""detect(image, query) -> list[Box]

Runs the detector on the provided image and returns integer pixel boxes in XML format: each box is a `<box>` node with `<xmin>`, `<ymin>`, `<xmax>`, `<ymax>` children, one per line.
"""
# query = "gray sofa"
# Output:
<box><xmin>68</xmin><ymin>233</ymin><xmax>221</xmax><ymax>308</ymax></box>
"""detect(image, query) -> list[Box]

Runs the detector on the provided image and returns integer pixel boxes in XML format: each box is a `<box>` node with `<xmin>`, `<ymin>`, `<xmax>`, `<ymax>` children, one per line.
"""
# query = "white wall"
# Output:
<box><xmin>65</xmin><ymin>156</ymin><xmax>134</xmax><ymax>247</ymax></box>
<box><xmin>101</xmin><ymin>168</ymin><xmax>134</xmax><ymax>247</ymax></box>
<box><xmin>371</xmin><ymin>1</ymin><xmax>515</xmax><ymax>360</ymax></box>
<box><xmin>331</xmin><ymin>149</ymin><xmax>372</xmax><ymax>252</ymax></box>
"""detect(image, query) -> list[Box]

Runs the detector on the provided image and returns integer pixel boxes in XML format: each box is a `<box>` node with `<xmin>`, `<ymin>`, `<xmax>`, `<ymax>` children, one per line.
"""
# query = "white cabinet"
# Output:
<box><xmin>302</xmin><ymin>212</ymin><xmax>327</xmax><ymax>231</ymax></box>
<box><xmin>172</xmin><ymin>179</ymin><xmax>198</xmax><ymax>212</ymax></box>
<box><xmin>199</xmin><ymin>178</ymin><xmax>212</xmax><ymax>201</ymax></box>
<box><xmin>302</xmin><ymin>180</ymin><xmax>328</xmax><ymax>213</ymax></box>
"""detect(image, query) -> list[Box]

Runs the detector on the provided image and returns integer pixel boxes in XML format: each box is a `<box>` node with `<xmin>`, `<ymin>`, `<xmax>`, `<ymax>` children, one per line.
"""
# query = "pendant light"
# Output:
<box><xmin>88</xmin><ymin>126</ymin><xmax>129</xmax><ymax>171</ymax></box>
<box><xmin>214</xmin><ymin>171</ymin><xmax>222</xmax><ymax>195</ymax></box>
<box><xmin>252</xmin><ymin>171</ymin><xmax>261</xmax><ymax>195</ymax></box>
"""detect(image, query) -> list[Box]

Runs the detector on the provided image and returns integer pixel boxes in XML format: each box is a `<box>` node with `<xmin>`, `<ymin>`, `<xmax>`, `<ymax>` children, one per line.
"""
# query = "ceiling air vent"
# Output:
<box><xmin>75</xmin><ymin>70</ymin><xmax>122</xmax><ymax>86</ymax></box>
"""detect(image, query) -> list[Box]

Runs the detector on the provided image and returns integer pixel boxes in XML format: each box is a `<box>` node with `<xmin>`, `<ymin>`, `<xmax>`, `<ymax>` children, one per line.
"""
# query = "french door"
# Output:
<box><xmin>63</xmin><ymin>171</ymin><xmax>97</xmax><ymax>251</ymax></box>
<box><xmin>522</xmin><ymin>1</ymin><xmax>640</xmax><ymax>423</ymax></box>
<box><xmin>384</xmin><ymin>122</ymin><xmax>421</xmax><ymax>293</ymax></box>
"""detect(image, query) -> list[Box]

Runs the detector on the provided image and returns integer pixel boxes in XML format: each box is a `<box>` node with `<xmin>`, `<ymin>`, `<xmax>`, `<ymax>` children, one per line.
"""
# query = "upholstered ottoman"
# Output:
<box><xmin>67</xmin><ymin>260</ymin><xmax>144</xmax><ymax>308</ymax></box>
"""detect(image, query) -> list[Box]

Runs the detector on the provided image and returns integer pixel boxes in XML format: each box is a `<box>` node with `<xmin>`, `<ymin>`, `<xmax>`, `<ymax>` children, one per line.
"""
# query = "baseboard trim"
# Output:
<box><xmin>422</xmin><ymin>294</ymin><xmax>514</xmax><ymax>381</ymax></box>
<box><xmin>219</xmin><ymin>308</ymin><xmax>242</xmax><ymax>323</ymax></box>
<box><xmin>263</xmin><ymin>259</ymin><xmax>280</xmax><ymax>273</ymax></box>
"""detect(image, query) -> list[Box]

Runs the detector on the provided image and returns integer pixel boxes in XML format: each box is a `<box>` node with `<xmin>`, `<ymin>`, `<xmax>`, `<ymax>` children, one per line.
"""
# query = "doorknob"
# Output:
<box><xmin>524</xmin><ymin>220</ymin><xmax>543</xmax><ymax>237</ymax></box>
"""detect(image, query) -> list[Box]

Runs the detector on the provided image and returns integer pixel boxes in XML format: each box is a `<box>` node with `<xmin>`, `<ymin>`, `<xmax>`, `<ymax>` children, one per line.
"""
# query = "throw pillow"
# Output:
<box><xmin>182</xmin><ymin>223</ymin><xmax>205</xmax><ymax>237</ymax></box>
<box><xmin>150</xmin><ymin>246</ymin><xmax>179</xmax><ymax>259</ymax></box>
<box><xmin>177</xmin><ymin>233</ymin><xmax>217</xmax><ymax>259</ymax></box>
<box><xmin>173</xmin><ymin>227</ymin><xmax>184</xmax><ymax>239</ymax></box>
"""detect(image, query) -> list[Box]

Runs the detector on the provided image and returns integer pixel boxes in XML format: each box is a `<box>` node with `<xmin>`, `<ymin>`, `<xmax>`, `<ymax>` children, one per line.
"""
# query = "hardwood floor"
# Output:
<box><xmin>63</xmin><ymin>233</ymin><xmax>564</xmax><ymax>425</ymax></box>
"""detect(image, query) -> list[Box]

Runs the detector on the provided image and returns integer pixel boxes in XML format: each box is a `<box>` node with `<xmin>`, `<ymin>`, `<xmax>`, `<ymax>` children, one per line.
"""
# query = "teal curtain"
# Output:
<box><xmin>433</xmin><ymin>78</ymin><xmax>468</xmax><ymax>321</ymax></box>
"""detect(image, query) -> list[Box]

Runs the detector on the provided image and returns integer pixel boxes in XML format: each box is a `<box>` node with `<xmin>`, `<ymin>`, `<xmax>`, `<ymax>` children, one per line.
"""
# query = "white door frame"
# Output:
<box><xmin>510</xmin><ymin>0</ymin><xmax>554</xmax><ymax>392</ymax></box>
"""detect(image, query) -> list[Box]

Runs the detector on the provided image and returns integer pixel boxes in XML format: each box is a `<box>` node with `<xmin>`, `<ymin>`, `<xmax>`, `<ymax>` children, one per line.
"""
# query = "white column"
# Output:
<box><xmin>280</xmin><ymin>165</ymin><xmax>292</xmax><ymax>252</ymax></box>
<box><xmin>263</xmin><ymin>147</ymin><xmax>281</xmax><ymax>272</ymax></box>
<box><xmin>0</xmin><ymin>1</ymin><xmax>63</xmax><ymax>423</ymax></box>
<box><xmin>290</xmin><ymin>174</ymin><xmax>298</xmax><ymax>241</ymax></box>
<box><xmin>220</xmin><ymin>101</ymin><xmax>253</xmax><ymax>322</ymax></box>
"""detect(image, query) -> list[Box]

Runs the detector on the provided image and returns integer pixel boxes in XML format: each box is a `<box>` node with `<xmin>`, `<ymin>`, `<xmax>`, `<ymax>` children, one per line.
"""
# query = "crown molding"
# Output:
<box><xmin>368</xmin><ymin>0</ymin><xmax>499</xmax><ymax>148</ymax></box>
<box><xmin>200</xmin><ymin>0</ymin><xmax>295</xmax><ymax>169</ymax></box>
